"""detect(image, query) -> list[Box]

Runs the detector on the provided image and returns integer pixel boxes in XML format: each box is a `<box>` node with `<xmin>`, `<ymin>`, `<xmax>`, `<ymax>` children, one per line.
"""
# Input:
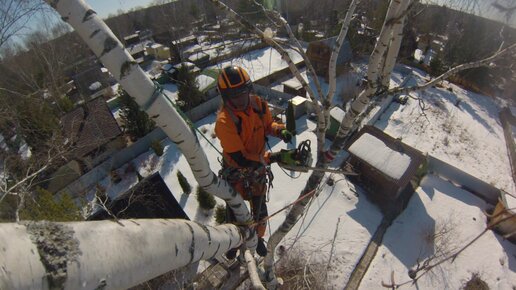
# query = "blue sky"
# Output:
<box><xmin>86</xmin><ymin>0</ymin><xmax>155</xmax><ymax>18</ymax></box>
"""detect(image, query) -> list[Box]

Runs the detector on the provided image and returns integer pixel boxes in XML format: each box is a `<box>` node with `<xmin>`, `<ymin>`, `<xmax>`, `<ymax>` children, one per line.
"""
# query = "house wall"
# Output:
<box><xmin>82</xmin><ymin>136</ymin><xmax>127</xmax><ymax>170</ymax></box>
<box><xmin>427</xmin><ymin>155</ymin><xmax>500</xmax><ymax>205</ymax></box>
<box><xmin>349</xmin><ymin>157</ymin><xmax>400</xmax><ymax>203</ymax></box>
<box><xmin>47</xmin><ymin>160</ymin><xmax>83</xmax><ymax>194</ymax></box>
<box><xmin>253</xmin><ymin>60</ymin><xmax>306</xmax><ymax>87</ymax></box>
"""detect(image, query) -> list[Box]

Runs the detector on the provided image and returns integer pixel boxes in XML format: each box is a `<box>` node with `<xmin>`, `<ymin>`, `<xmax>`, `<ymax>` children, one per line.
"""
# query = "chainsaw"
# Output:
<box><xmin>278</xmin><ymin>140</ymin><xmax>359</xmax><ymax>176</ymax></box>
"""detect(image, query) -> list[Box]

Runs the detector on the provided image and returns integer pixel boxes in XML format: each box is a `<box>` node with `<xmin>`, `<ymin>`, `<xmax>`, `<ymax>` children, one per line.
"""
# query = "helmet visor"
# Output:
<box><xmin>227</xmin><ymin>90</ymin><xmax>250</xmax><ymax>111</ymax></box>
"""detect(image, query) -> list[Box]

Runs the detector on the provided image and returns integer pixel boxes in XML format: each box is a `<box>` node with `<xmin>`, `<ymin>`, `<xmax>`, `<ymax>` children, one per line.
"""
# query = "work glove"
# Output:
<box><xmin>270</xmin><ymin>149</ymin><xmax>300</xmax><ymax>166</ymax></box>
<box><xmin>280</xmin><ymin>129</ymin><xmax>295</xmax><ymax>144</ymax></box>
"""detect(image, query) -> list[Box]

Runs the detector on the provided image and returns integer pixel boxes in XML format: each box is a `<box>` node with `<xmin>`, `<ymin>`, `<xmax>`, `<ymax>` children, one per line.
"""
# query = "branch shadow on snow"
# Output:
<box><xmin>494</xmin><ymin>234</ymin><xmax>516</xmax><ymax>273</ymax></box>
<box><xmin>158</xmin><ymin>140</ymin><xmax>182</xmax><ymax>178</ymax></box>
<box><xmin>379</xmin><ymin>191</ymin><xmax>437</xmax><ymax>269</ymax></box>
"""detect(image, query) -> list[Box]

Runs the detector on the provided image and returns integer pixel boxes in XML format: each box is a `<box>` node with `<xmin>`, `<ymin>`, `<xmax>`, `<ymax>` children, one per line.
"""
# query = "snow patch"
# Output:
<box><xmin>348</xmin><ymin>133</ymin><xmax>411</xmax><ymax>180</ymax></box>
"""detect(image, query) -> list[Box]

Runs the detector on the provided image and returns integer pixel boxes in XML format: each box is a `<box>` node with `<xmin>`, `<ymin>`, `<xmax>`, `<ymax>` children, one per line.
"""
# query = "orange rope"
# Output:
<box><xmin>250</xmin><ymin>188</ymin><xmax>317</xmax><ymax>227</ymax></box>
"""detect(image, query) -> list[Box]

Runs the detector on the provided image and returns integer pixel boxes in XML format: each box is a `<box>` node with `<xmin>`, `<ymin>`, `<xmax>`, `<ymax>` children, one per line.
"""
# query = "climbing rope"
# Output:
<box><xmin>249</xmin><ymin>187</ymin><xmax>317</xmax><ymax>228</ymax></box>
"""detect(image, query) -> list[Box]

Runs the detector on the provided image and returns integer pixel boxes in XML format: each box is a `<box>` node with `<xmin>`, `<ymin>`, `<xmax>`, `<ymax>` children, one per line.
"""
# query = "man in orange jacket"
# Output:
<box><xmin>215</xmin><ymin>66</ymin><xmax>299</xmax><ymax>258</ymax></box>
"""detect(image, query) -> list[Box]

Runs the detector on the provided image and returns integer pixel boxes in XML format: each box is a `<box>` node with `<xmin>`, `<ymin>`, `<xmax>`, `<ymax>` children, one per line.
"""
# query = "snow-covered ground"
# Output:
<box><xmin>375</xmin><ymin>68</ymin><xmax>515</xmax><ymax>195</ymax></box>
<box><xmin>208</xmin><ymin>46</ymin><xmax>304</xmax><ymax>82</ymax></box>
<box><xmin>88</xmin><ymin>47</ymin><xmax>514</xmax><ymax>288</ymax></box>
<box><xmin>362</xmin><ymin>174</ymin><xmax>516</xmax><ymax>289</ymax></box>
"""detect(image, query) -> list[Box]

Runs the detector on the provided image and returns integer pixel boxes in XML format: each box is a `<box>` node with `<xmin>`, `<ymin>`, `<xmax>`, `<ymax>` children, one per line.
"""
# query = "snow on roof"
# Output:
<box><xmin>196</xmin><ymin>74</ymin><xmax>215</xmax><ymax>91</ymax></box>
<box><xmin>330</xmin><ymin>106</ymin><xmax>345</xmax><ymax>121</ymax></box>
<box><xmin>291</xmin><ymin>96</ymin><xmax>308</xmax><ymax>106</ymax></box>
<box><xmin>209</xmin><ymin>46</ymin><xmax>304</xmax><ymax>82</ymax></box>
<box><xmin>282</xmin><ymin>78</ymin><xmax>303</xmax><ymax>89</ymax></box>
<box><xmin>348</xmin><ymin>133</ymin><xmax>411</xmax><ymax>180</ymax></box>
<box><xmin>88</xmin><ymin>81</ymin><xmax>102</xmax><ymax>91</ymax></box>
<box><xmin>413</xmin><ymin>48</ymin><xmax>423</xmax><ymax>62</ymax></box>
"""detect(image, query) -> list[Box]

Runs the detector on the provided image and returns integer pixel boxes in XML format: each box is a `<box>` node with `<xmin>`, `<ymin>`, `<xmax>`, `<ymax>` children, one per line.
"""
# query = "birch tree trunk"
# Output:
<box><xmin>325</xmin><ymin>0</ymin><xmax>412</xmax><ymax>161</ymax></box>
<box><xmin>0</xmin><ymin>220</ymin><xmax>242</xmax><ymax>290</ymax></box>
<box><xmin>45</xmin><ymin>0</ymin><xmax>257</xmax><ymax>248</ymax></box>
<box><xmin>262</xmin><ymin>1</ymin><xmax>360</xmax><ymax>286</ymax></box>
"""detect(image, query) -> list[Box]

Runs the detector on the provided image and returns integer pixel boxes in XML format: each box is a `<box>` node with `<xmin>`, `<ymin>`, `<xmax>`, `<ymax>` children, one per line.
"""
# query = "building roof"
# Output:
<box><xmin>347</xmin><ymin>125</ymin><xmax>426</xmax><ymax>187</ymax></box>
<box><xmin>307</xmin><ymin>36</ymin><xmax>353</xmax><ymax>65</ymax></box>
<box><xmin>349</xmin><ymin>133</ymin><xmax>411</xmax><ymax>180</ymax></box>
<box><xmin>61</xmin><ymin>97</ymin><xmax>121</xmax><ymax>158</ymax></box>
<box><xmin>88</xmin><ymin>172</ymin><xmax>188</xmax><ymax>220</ymax></box>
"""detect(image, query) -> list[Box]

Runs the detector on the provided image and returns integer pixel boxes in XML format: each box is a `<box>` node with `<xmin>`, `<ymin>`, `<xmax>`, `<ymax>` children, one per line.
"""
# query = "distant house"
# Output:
<box><xmin>306</xmin><ymin>36</ymin><xmax>353</xmax><ymax>80</ymax></box>
<box><xmin>72</xmin><ymin>64</ymin><xmax>110</xmax><ymax>100</ymax></box>
<box><xmin>61</xmin><ymin>97</ymin><xmax>125</xmax><ymax>169</ymax></box>
<box><xmin>47</xmin><ymin>97</ymin><xmax>126</xmax><ymax>193</ymax></box>
<box><xmin>124</xmin><ymin>30</ymin><xmax>155</xmax><ymax>64</ymax></box>
<box><xmin>171</xmin><ymin>35</ymin><xmax>199</xmax><ymax>62</ymax></box>
<box><xmin>88</xmin><ymin>172</ymin><xmax>189</xmax><ymax>220</ymax></box>
<box><xmin>346</xmin><ymin>126</ymin><xmax>426</xmax><ymax>207</ymax></box>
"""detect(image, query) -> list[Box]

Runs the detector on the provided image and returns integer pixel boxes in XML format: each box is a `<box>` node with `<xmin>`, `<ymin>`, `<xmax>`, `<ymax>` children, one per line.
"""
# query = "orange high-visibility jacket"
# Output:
<box><xmin>215</xmin><ymin>95</ymin><xmax>285</xmax><ymax>168</ymax></box>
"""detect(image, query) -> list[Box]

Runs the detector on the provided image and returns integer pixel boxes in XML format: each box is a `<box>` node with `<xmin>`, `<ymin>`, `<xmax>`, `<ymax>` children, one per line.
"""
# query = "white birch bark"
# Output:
<box><xmin>265</xmin><ymin>8</ymin><xmax>328</xmax><ymax>149</ymax></box>
<box><xmin>379</xmin><ymin>0</ymin><xmax>411</xmax><ymax>88</ymax></box>
<box><xmin>325</xmin><ymin>0</ymin><xmax>412</xmax><ymax>161</ymax></box>
<box><xmin>45</xmin><ymin>0</ymin><xmax>257</xmax><ymax>248</ymax></box>
<box><xmin>244</xmin><ymin>250</ymin><xmax>266</xmax><ymax>290</ymax></box>
<box><xmin>326</xmin><ymin>0</ymin><xmax>360</xmax><ymax>103</ymax></box>
<box><xmin>0</xmin><ymin>220</ymin><xmax>242</xmax><ymax>290</ymax></box>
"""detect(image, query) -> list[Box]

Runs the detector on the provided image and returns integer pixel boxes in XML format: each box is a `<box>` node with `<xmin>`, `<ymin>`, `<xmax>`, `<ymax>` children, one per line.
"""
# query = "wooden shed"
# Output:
<box><xmin>346</xmin><ymin>126</ymin><xmax>426</xmax><ymax>205</ymax></box>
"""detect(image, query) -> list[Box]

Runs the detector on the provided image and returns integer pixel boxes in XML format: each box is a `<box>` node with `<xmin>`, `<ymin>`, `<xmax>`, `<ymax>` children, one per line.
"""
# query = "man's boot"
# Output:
<box><xmin>256</xmin><ymin>237</ymin><xmax>267</xmax><ymax>257</ymax></box>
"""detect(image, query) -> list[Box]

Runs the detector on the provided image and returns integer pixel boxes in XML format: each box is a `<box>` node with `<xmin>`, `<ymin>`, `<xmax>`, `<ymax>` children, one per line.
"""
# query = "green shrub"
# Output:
<box><xmin>177</xmin><ymin>170</ymin><xmax>192</xmax><ymax>194</ymax></box>
<box><xmin>20</xmin><ymin>188</ymin><xmax>84</xmax><ymax>221</ymax></box>
<box><xmin>196</xmin><ymin>186</ymin><xmax>216</xmax><ymax>210</ymax></box>
<box><xmin>150</xmin><ymin>139</ymin><xmax>164</xmax><ymax>156</ymax></box>
<box><xmin>215</xmin><ymin>204</ymin><xmax>226</xmax><ymax>224</ymax></box>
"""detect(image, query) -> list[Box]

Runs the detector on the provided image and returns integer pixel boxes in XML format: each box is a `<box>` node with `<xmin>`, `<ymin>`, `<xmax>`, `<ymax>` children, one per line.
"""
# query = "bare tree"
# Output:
<box><xmin>206</xmin><ymin>0</ymin><xmax>515</xmax><ymax>287</ymax></box>
<box><xmin>0</xmin><ymin>0</ymin><xmax>49</xmax><ymax>51</ymax></box>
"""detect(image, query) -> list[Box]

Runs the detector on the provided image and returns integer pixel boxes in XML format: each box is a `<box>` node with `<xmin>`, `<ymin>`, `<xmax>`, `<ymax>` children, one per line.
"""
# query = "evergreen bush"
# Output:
<box><xmin>20</xmin><ymin>188</ymin><xmax>84</xmax><ymax>221</ymax></box>
<box><xmin>286</xmin><ymin>100</ymin><xmax>296</xmax><ymax>134</ymax></box>
<box><xmin>119</xmin><ymin>89</ymin><xmax>156</xmax><ymax>140</ymax></box>
<box><xmin>196</xmin><ymin>186</ymin><xmax>216</xmax><ymax>210</ymax></box>
<box><xmin>176</xmin><ymin>64</ymin><xmax>204</xmax><ymax>110</ymax></box>
<box><xmin>177</xmin><ymin>170</ymin><xmax>192</xmax><ymax>194</ymax></box>
<box><xmin>215</xmin><ymin>204</ymin><xmax>226</xmax><ymax>224</ymax></box>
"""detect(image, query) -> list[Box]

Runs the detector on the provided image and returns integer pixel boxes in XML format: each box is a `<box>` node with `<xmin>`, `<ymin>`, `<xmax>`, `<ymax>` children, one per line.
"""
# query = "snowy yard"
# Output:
<box><xmin>90</xmin><ymin>51</ymin><xmax>514</xmax><ymax>288</ymax></box>
<box><xmin>375</xmin><ymin>68</ymin><xmax>515</xmax><ymax>195</ymax></box>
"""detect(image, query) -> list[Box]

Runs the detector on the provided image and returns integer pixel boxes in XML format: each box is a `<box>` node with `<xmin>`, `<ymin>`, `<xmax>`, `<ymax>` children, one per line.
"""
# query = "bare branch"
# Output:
<box><xmin>388</xmin><ymin>42</ymin><xmax>516</xmax><ymax>96</ymax></box>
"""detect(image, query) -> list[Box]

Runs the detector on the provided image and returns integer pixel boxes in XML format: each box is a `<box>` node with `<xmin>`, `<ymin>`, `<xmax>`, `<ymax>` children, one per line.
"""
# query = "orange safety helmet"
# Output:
<box><xmin>217</xmin><ymin>66</ymin><xmax>252</xmax><ymax>100</ymax></box>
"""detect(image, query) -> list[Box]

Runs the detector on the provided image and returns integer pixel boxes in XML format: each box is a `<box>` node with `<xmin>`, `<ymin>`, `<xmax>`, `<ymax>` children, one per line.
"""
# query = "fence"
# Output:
<box><xmin>59</xmin><ymin>127</ymin><xmax>167</xmax><ymax>197</ymax></box>
<box><xmin>427</xmin><ymin>155</ymin><xmax>501</xmax><ymax>205</ymax></box>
